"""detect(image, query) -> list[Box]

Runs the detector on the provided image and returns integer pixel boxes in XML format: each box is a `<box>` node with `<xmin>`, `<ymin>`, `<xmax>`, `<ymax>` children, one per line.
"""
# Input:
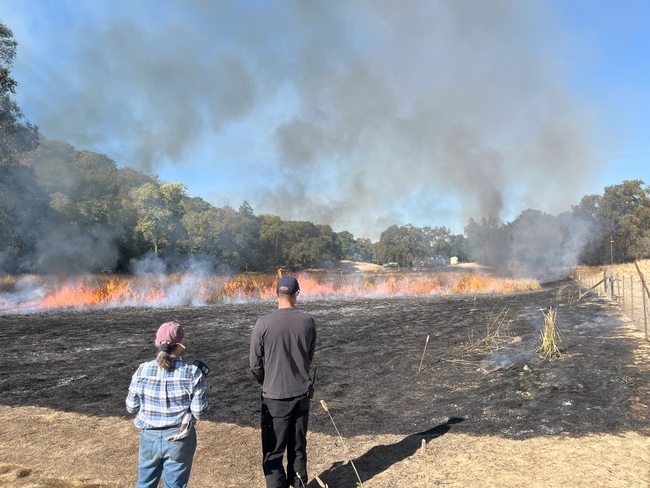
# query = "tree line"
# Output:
<box><xmin>4</xmin><ymin>136</ymin><xmax>472</xmax><ymax>273</ymax></box>
<box><xmin>2</xmin><ymin>20</ymin><xmax>649</xmax><ymax>275</ymax></box>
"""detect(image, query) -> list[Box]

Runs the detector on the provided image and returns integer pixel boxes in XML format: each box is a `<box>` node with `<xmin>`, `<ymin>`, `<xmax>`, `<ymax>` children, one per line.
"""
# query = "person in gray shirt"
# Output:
<box><xmin>250</xmin><ymin>276</ymin><xmax>316</xmax><ymax>488</ymax></box>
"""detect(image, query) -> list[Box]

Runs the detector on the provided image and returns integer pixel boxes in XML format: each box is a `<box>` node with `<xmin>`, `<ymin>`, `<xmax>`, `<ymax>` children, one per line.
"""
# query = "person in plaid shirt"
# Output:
<box><xmin>127</xmin><ymin>321</ymin><xmax>208</xmax><ymax>488</ymax></box>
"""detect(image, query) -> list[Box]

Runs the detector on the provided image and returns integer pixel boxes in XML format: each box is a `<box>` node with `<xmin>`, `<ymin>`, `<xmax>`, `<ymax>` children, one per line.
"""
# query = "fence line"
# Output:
<box><xmin>574</xmin><ymin>265</ymin><xmax>649</xmax><ymax>341</ymax></box>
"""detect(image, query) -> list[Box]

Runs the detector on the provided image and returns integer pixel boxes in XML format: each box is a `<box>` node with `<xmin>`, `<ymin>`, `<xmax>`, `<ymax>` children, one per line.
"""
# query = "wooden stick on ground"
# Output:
<box><xmin>418</xmin><ymin>335</ymin><xmax>430</xmax><ymax>373</ymax></box>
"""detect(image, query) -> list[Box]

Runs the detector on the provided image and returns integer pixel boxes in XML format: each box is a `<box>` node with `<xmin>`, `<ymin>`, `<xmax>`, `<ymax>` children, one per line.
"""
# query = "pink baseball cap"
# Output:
<box><xmin>155</xmin><ymin>321</ymin><xmax>185</xmax><ymax>349</ymax></box>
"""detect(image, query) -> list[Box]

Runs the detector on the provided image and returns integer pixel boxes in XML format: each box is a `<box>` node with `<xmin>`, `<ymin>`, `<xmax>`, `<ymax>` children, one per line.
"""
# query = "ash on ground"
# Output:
<box><xmin>1</xmin><ymin>279</ymin><xmax>648</xmax><ymax>440</ymax></box>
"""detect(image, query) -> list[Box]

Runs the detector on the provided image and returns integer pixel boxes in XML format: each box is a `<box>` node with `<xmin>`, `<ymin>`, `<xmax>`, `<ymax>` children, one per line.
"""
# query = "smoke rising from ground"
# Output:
<box><xmin>11</xmin><ymin>0</ymin><xmax>599</xmax><ymax>238</ymax></box>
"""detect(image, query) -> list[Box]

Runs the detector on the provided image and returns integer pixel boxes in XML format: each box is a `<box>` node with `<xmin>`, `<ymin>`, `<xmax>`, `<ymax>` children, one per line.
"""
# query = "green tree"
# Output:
<box><xmin>0</xmin><ymin>22</ymin><xmax>42</xmax><ymax>272</ymax></box>
<box><xmin>464</xmin><ymin>216</ymin><xmax>507</xmax><ymax>265</ymax></box>
<box><xmin>506</xmin><ymin>209</ymin><xmax>564</xmax><ymax>267</ymax></box>
<box><xmin>374</xmin><ymin>224</ymin><xmax>428</xmax><ymax>266</ymax></box>
<box><xmin>335</xmin><ymin>230</ymin><xmax>356</xmax><ymax>260</ymax></box>
<box><xmin>0</xmin><ymin>164</ymin><xmax>49</xmax><ymax>272</ymax></box>
<box><xmin>258</xmin><ymin>218</ymin><xmax>337</xmax><ymax>270</ymax></box>
<box><xmin>180</xmin><ymin>201</ymin><xmax>262</xmax><ymax>271</ymax></box>
<box><xmin>355</xmin><ymin>237</ymin><xmax>375</xmax><ymax>263</ymax></box>
<box><xmin>0</xmin><ymin>22</ymin><xmax>38</xmax><ymax>166</ymax></box>
<box><xmin>132</xmin><ymin>182</ymin><xmax>187</xmax><ymax>255</ymax></box>
<box><xmin>597</xmin><ymin>180</ymin><xmax>650</xmax><ymax>262</ymax></box>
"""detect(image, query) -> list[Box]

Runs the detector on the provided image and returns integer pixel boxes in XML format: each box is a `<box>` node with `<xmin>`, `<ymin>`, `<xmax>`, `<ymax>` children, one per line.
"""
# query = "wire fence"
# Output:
<box><xmin>573</xmin><ymin>265</ymin><xmax>650</xmax><ymax>341</ymax></box>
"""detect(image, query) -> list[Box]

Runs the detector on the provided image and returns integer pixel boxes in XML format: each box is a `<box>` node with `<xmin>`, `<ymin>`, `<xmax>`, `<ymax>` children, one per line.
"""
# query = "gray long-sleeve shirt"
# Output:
<box><xmin>249</xmin><ymin>307</ymin><xmax>316</xmax><ymax>399</ymax></box>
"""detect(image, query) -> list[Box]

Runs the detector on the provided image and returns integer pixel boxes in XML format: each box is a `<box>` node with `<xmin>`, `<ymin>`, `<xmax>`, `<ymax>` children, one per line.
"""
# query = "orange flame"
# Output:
<box><xmin>0</xmin><ymin>272</ymin><xmax>540</xmax><ymax>314</ymax></box>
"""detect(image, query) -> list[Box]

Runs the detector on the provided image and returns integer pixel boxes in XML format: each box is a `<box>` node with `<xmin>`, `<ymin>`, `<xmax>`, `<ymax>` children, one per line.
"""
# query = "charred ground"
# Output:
<box><xmin>1</xmin><ymin>279</ymin><xmax>648</xmax><ymax>441</ymax></box>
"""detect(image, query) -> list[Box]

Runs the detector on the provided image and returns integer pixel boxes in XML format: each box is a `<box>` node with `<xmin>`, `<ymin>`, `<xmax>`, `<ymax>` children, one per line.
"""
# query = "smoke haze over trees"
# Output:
<box><xmin>1</xmin><ymin>18</ymin><xmax>649</xmax><ymax>276</ymax></box>
<box><xmin>4</xmin><ymin>133</ymin><xmax>649</xmax><ymax>276</ymax></box>
<box><xmin>2</xmin><ymin>1</ymin><xmax>608</xmax><ymax>239</ymax></box>
<box><xmin>1</xmin><ymin>131</ymin><xmax>649</xmax><ymax>276</ymax></box>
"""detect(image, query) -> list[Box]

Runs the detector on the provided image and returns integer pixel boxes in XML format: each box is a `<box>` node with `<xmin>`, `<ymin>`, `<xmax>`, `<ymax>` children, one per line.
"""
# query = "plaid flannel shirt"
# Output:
<box><xmin>126</xmin><ymin>356</ymin><xmax>208</xmax><ymax>429</ymax></box>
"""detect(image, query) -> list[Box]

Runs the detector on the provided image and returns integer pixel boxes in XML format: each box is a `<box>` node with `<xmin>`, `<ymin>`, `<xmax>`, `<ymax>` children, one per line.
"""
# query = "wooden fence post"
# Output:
<box><xmin>633</xmin><ymin>261</ymin><xmax>650</xmax><ymax>342</ymax></box>
<box><xmin>605</xmin><ymin>267</ymin><xmax>614</xmax><ymax>299</ymax></box>
<box><xmin>578</xmin><ymin>275</ymin><xmax>582</xmax><ymax>300</ymax></box>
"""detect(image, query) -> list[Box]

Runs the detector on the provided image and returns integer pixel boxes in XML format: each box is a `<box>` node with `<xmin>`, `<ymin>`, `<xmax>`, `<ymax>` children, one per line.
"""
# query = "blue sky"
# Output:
<box><xmin>0</xmin><ymin>0</ymin><xmax>648</xmax><ymax>239</ymax></box>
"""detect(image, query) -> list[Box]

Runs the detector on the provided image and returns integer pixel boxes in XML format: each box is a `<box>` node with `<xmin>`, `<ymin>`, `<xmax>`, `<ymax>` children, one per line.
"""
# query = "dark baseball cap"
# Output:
<box><xmin>277</xmin><ymin>276</ymin><xmax>300</xmax><ymax>295</ymax></box>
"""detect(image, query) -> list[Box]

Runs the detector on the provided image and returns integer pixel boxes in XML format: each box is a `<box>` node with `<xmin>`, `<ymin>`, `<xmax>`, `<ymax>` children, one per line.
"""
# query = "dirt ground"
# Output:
<box><xmin>1</xmin><ymin>279</ymin><xmax>650</xmax><ymax>487</ymax></box>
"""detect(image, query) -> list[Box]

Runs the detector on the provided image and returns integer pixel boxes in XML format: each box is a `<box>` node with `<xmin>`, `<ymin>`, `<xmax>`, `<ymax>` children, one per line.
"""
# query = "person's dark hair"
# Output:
<box><xmin>156</xmin><ymin>341</ymin><xmax>179</xmax><ymax>371</ymax></box>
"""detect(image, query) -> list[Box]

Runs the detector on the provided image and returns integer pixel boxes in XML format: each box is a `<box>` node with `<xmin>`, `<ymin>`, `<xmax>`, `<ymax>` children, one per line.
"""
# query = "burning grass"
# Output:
<box><xmin>0</xmin><ymin>271</ymin><xmax>541</xmax><ymax>314</ymax></box>
<box><xmin>1</xmin><ymin>279</ymin><xmax>650</xmax><ymax>486</ymax></box>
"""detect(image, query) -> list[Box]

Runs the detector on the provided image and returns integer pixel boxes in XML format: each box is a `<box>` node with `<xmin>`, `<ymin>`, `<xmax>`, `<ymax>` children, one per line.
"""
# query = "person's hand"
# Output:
<box><xmin>167</xmin><ymin>412</ymin><xmax>195</xmax><ymax>441</ymax></box>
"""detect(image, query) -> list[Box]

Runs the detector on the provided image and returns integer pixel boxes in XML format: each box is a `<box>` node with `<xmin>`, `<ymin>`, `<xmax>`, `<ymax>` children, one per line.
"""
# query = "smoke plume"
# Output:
<box><xmin>10</xmin><ymin>0</ymin><xmax>600</xmax><ymax>238</ymax></box>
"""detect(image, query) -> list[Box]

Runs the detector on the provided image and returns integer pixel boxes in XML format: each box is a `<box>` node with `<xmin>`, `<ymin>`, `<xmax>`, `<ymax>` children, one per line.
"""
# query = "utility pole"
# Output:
<box><xmin>610</xmin><ymin>237</ymin><xmax>614</xmax><ymax>265</ymax></box>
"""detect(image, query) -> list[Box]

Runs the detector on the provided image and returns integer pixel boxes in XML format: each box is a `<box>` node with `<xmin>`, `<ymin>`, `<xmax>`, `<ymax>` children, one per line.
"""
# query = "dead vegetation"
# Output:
<box><xmin>555</xmin><ymin>282</ymin><xmax>578</xmax><ymax>305</ymax></box>
<box><xmin>0</xmin><ymin>463</ymin><xmax>117</xmax><ymax>487</ymax></box>
<box><xmin>466</xmin><ymin>304</ymin><xmax>513</xmax><ymax>353</ymax></box>
<box><xmin>574</xmin><ymin>258</ymin><xmax>650</xmax><ymax>281</ymax></box>
<box><xmin>2</xmin><ymin>279</ymin><xmax>650</xmax><ymax>486</ymax></box>
<box><xmin>537</xmin><ymin>306</ymin><xmax>564</xmax><ymax>360</ymax></box>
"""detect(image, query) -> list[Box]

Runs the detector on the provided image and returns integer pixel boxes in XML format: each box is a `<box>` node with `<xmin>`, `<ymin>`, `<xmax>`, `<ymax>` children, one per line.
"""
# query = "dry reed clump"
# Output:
<box><xmin>0</xmin><ymin>463</ymin><xmax>117</xmax><ymax>487</ymax></box>
<box><xmin>466</xmin><ymin>305</ymin><xmax>513</xmax><ymax>353</ymax></box>
<box><xmin>555</xmin><ymin>283</ymin><xmax>579</xmax><ymax>308</ymax></box>
<box><xmin>537</xmin><ymin>306</ymin><xmax>564</xmax><ymax>360</ymax></box>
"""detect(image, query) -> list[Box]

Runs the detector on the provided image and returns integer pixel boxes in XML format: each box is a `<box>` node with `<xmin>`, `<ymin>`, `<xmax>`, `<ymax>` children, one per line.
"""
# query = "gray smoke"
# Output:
<box><xmin>12</xmin><ymin>0</ymin><xmax>600</xmax><ymax>238</ymax></box>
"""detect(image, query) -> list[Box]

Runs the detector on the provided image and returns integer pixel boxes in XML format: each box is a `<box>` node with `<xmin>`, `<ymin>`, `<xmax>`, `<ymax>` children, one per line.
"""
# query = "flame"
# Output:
<box><xmin>0</xmin><ymin>272</ymin><xmax>540</xmax><ymax>314</ymax></box>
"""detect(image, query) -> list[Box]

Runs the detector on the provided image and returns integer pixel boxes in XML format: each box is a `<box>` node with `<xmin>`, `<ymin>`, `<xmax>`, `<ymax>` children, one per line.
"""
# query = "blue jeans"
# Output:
<box><xmin>136</xmin><ymin>426</ymin><xmax>197</xmax><ymax>488</ymax></box>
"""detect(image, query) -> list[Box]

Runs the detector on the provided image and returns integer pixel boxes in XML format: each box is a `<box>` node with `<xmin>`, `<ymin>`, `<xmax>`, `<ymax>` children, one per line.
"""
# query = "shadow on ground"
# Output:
<box><xmin>308</xmin><ymin>417</ymin><xmax>465</xmax><ymax>487</ymax></box>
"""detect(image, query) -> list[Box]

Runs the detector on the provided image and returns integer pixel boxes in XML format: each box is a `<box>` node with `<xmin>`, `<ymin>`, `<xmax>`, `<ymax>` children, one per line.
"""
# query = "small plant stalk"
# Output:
<box><xmin>314</xmin><ymin>476</ymin><xmax>329</xmax><ymax>488</ymax></box>
<box><xmin>418</xmin><ymin>335</ymin><xmax>430</xmax><ymax>373</ymax></box>
<box><xmin>320</xmin><ymin>400</ymin><xmax>363</xmax><ymax>487</ymax></box>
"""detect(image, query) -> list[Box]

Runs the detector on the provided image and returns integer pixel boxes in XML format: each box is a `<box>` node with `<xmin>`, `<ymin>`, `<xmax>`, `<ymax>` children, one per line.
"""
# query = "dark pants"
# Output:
<box><xmin>261</xmin><ymin>394</ymin><xmax>310</xmax><ymax>488</ymax></box>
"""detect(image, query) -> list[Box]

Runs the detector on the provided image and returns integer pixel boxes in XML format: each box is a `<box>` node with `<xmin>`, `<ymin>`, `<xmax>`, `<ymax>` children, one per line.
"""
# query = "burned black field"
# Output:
<box><xmin>1</xmin><ymin>279</ymin><xmax>648</xmax><ymax>441</ymax></box>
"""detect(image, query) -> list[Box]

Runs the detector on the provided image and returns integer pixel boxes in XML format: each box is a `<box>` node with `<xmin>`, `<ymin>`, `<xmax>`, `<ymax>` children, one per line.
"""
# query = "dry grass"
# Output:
<box><xmin>319</xmin><ymin>400</ymin><xmax>364</xmax><ymax>487</ymax></box>
<box><xmin>609</xmin><ymin>259</ymin><xmax>650</xmax><ymax>278</ymax></box>
<box><xmin>0</xmin><ymin>405</ymin><xmax>649</xmax><ymax>487</ymax></box>
<box><xmin>576</xmin><ymin>258</ymin><xmax>650</xmax><ymax>280</ymax></box>
<box><xmin>0</xmin><ymin>463</ymin><xmax>116</xmax><ymax>487</ymax></box>
<box><xmin>466</xmin><ymin>305</ymin><xmax>512</xmax><ymax>353</ymax></box>
<box><xmin>537</xmin><ymin>306</ymin><xmax>564</xmax><ymax>360</ymax></box>
<box><xmin>555</xmin><ymin>283</ymin><xmax>579</xmax><ymax>308</ymax></box>
<box><xmin>3</xmin><ymin>311</ymin><xmax>650</xmax><ymax>487</ymax></box>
